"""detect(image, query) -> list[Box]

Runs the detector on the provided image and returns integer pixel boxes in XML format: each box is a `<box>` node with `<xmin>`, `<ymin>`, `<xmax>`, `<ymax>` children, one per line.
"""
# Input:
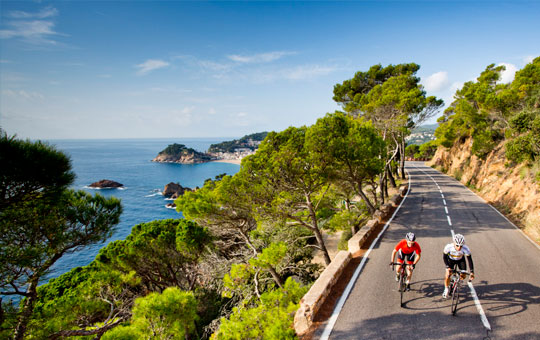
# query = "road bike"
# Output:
<box><xmin>448</xmin><ymin>269</ymin><xmax>471</xmax><ymax>315</ymax></box>
<box><xmin>390</xmin><ymin>262</ymin><xmax>410</xmax><ymax>307</ymax></box>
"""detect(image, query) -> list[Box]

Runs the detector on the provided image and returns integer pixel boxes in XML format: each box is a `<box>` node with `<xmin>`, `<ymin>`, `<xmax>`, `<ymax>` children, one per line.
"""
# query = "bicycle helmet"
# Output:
<box><xmin>453</xmin><ymin>233</ymin><xmax>465</xmax><ymax>246</ymax></box>
<box><xmin>405</xmin><ymin>232</ymin><xmax>416</xmax><ymax>242</ymax></box>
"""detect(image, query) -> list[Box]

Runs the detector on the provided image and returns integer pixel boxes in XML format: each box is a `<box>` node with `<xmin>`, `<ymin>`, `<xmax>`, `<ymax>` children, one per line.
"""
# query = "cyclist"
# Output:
<box><xmin>442</xmin><ymin>233</ymin><xmax>475</xmax><ymax>298</ymax></box>
<box><xmin>390</xmin><ymin>232</ymin><xmax>422</xmax><ymax>291</ymax></box>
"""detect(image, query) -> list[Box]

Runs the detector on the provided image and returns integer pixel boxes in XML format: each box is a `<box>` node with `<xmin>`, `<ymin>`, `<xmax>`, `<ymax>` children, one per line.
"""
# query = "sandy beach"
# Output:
<box><xmin>211</xmin><ymin>159</ymin><xmax>242</xmax><ymax>165</ymax></box>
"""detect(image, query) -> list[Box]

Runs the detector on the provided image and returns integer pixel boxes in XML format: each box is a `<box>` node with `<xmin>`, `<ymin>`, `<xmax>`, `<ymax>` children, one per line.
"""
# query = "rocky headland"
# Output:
<box><xmin>152</xmin><ymin>144</ymin><xmax>215</xmax><ymax>164</ymax></box>
<box><xmin>152</xmin><ymin>132</ymin><xmax>268</xmax><ymax>164</ymax></box>
<box><xmin>89</xmin><ymin>179</ymin><xmax>124</xmax><ymax>189</ymax></box>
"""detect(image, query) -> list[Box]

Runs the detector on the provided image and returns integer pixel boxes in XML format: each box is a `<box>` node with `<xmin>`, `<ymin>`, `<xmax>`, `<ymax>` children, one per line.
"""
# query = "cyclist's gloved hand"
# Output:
<box><xmin>470</xmin><ymin>272</ymin><xmax>475</xmax><ymax>280</ymax></box>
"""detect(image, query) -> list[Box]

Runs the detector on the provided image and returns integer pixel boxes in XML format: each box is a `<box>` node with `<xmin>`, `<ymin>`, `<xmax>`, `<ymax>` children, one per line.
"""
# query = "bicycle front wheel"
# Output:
<box><xmin>451</xmin><ymin>283</ymin><xmax>459</xmax><ymax>315</ymax></box>
<box><xmin>399</xmin><ymin>274</ymin><xmax>405</xmax><ymax>307</ymax></box>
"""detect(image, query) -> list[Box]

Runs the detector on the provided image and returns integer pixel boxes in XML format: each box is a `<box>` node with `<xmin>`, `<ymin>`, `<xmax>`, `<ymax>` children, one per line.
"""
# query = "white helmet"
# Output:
<box><xmin>405</xmin><ymin>232</ymin><xmax>416</xmax><ymax>242</ymax></box>
<box><xmin>453</xmin><ymin>233</ymin><xmax>465</xmax><ymax>246</ymax></box>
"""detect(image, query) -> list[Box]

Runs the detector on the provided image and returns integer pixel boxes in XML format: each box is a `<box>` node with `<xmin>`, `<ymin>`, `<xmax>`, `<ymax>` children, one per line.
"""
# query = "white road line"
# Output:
<box><xmin>468</xmin><ymin>282</ymin><xmax>492</xmax><ymax>331</ymax></box>
<box><xmin>319</xmin><ymin>173</ymin><xmax>412</xmax><ymax>340</ymax></box>
<box><xmin>422</xmin><ymin>165</ymin><xmax>494</xmax><ymax>333</ymax></box>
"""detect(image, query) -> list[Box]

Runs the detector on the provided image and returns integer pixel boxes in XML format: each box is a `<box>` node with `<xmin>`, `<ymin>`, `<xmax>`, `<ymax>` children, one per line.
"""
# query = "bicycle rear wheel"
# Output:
<box><xmin>451</xmin><ymin>282</ymin><xmax>459</xmax><ymax>315</ymax></box>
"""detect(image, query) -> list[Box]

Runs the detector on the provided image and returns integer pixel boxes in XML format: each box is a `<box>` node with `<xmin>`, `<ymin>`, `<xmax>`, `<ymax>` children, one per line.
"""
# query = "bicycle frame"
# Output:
<box><xmin>391</xmin><ymin>262</ymin><xmax>410</xmax><ymax>307</ymax></box>
<box><xmin>449</xmin><ymin>269</ymin><xmax>470</xmax><ymax>315</ymax></box>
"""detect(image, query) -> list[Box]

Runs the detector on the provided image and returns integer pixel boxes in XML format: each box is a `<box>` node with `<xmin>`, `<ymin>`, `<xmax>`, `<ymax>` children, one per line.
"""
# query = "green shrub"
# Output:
<box><xmin>338</xmin><ymin>229</ymin><xmax>353</xmax><ymax>251</ymax></box>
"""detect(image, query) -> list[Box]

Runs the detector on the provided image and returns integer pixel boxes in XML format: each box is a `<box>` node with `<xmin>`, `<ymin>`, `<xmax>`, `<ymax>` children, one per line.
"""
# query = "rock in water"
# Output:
<box><xmin>89</xmin><ymin>179</ymin><xmax>124</xmax><ymax>188</ymax></box>
<box><xmin>163</xmin><ymin>182</ymin><xmax>192</xmax><ymax>199</ymax></box>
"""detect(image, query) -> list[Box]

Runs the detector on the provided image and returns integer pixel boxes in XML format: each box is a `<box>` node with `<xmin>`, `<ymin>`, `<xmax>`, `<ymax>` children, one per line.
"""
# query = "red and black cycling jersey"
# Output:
<box><xmin>394</xmin><ymin>239</ymin><xmax>422</xmax><ymax>255</ymax></box>
<box><xmin>394</xmin><ymin>239</ymin><xmax>421</xmax><ymax>264</ymax></box>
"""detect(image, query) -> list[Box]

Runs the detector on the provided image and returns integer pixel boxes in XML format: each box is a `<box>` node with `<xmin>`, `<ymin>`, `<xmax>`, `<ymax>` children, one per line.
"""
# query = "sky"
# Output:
<box><xmin>1</xmin><ymin>1</ymin><xmax>539</xmax><ymax>140</ymax></box>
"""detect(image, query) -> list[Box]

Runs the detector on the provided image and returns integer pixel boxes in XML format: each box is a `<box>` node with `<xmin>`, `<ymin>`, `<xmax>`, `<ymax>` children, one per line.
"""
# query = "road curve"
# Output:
<box><xmin>318</xmin><ymin>162</ymin><xmax>540</xmax><ymax>340</ymax></box>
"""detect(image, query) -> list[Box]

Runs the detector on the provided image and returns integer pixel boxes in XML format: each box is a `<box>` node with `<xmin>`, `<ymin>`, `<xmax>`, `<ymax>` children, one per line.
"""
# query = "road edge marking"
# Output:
<box><xmin>468</xmin><ymin>281</ymin><xmax>492</xmax><ymax>331</ymax></box>
<box><xmin>319</xmin><ymin>170</ymin><xmax>412</xmax><ymax>340</ymax></box>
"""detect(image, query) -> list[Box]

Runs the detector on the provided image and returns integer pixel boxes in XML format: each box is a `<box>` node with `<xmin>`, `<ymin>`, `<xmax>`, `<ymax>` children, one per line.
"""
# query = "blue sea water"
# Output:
<box><xmin>45</xmin><ymin>138</ymin><xmax>240</xmax><ymax>280</ymax></box>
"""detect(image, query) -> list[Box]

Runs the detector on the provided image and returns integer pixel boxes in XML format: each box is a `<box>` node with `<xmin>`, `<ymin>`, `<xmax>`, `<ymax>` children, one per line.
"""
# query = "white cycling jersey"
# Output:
<box><xmin>443</xmin><ymin>243</ymin><xmax>471</xmax><ymax>261</ymax></box>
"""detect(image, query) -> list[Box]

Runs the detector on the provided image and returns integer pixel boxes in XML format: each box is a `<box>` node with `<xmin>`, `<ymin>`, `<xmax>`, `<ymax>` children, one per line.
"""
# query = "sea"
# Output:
<box><xmin>45</xmin><ymin>138</ymin><xmax>240</xmax><ymax>281</ymax></box>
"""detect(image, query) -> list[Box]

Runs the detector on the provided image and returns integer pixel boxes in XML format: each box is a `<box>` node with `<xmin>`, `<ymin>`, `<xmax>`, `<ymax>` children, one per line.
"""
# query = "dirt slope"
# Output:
<box><xmin>428</xmin><ymin>137</ymin><xmax>540</xmax><ymax>243</ymax></box>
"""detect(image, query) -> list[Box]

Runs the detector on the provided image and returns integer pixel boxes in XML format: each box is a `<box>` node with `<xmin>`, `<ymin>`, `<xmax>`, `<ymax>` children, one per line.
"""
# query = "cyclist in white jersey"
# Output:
<box><xmin>442</xmin><ymin>233</ymin><xmax>475</xmax><ymax>298</ymax></box>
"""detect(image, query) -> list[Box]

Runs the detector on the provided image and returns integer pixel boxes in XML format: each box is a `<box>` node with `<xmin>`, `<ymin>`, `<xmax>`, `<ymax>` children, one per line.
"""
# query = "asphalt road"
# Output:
<box><xmin>319</xmin><ymin>162</ymin><xmax>540</xmax><ymax>340</ymax></box>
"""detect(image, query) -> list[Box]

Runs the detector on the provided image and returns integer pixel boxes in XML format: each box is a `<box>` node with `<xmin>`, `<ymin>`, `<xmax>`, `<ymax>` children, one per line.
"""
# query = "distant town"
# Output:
<box><xmin>406</xmin><ymin>124</ymin><xmax>437</xmax><ymax>145</ymax></box>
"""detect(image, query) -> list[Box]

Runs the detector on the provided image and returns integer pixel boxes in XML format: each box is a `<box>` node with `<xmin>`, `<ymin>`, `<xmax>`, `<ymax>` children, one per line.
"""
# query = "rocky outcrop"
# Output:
<box><xmin>163</xmin><ymin>182</ymin><xmax>192</xmax><ymax>199</ymax></box>
<box><xmin>89</xmin><ymin>179</ymin><xmax>123</xmax><ymax>188</ymax></box>
<box><xmin>428</xmin><ymin>137</ymin><xmax>540</xmax><ymax>243</ymax></box>
<box><xmin>152</xmin><ymin>143</ymin><xmax>215</xmax><ymax>164</ymax></box>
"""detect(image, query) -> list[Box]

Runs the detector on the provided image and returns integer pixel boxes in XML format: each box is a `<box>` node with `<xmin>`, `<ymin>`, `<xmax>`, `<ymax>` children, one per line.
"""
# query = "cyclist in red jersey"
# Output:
<box><xmin>390</xmin><ymin>232</ymin><xmax>422</xmax><ymax>291</ymax></box>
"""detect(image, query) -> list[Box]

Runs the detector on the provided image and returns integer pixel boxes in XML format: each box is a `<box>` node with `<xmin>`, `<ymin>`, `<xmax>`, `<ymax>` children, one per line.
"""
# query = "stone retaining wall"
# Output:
<box><xmin>294</xmin><ymin>184</ymin><xmax>409</xmax><ymax>335</ymax></box>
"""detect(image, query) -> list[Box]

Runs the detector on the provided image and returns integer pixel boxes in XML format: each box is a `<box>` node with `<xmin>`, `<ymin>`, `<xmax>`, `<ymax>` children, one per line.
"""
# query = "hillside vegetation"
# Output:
<box><xmin>208</xmin><ymin>132</ymin><xmax>268</xmax><ymax>153</ymax></box>
<box><xmin>428</xmin><ymin>57</ymin><xmax>540</xmax><ymax>242</ymax></box>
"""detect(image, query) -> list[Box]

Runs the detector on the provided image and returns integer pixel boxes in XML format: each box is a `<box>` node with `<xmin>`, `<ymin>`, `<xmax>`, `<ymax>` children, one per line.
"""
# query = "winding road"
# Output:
<box><xmin>316</xmin><ymin>162</ymin><xmax>540</xmax><ymax>340</ymax></box>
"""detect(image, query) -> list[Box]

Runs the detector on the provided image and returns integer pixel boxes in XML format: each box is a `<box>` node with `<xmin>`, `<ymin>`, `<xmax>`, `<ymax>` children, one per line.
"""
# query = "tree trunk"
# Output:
<box><xmin>379</xmin><ymin>170</ymin><xmax>386</xmax><ymax>205</ymax></box>
<box><xmin>345</xmin><ymin>199</ymin><xmax>358</xmax><ymax>234</ymax></box>
<box><xmin>387</xmin><ymin>164</ymin><xmax>396</xmax><ymax>188</ymax></box>
<box><xmin>306</xmin><ymin>194</ymin><xmax>331</xmax><ymax>266</ymax></box>
<box><xmin>267</xmin><ymin>266</ymin><xmax>284</xmax><ymax>288</ymax></box>
<box><xmin>356</xmin><ymin>182</ymin><xmax>375</xmax><ymax>215</ymax></box>
<box><xmin>313</xmin><ymin>226</ymin><xmax>331</xmax><ymax>266</ymax></box>
<box><xmin>400</xmin><ymin>139</ymin><xmax>406</xmax><ymax>179</ymax></box>
<box><xmin>13</xmin><ymin>277</ymin><xmax>39</xmax><ymax>340</ymax></box>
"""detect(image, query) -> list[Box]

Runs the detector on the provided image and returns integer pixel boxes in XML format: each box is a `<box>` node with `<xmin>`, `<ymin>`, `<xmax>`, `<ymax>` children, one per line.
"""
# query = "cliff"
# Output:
<box><xmin>428</xmin><ymin>138</ymin><xmax>540</xmax><ymax>243</ymax></box>
<box><xmin>152</xmin><ymin>143</ymin><xmax>215</xmax><ymax>164</ymax></box>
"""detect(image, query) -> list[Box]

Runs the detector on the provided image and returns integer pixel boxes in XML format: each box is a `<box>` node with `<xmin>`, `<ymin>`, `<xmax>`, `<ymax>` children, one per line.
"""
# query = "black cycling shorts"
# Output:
<box><xmin>397</xmin><ymin>249</ymin><xmax>418</xmax><ymax>264</ymax></box>
<box><xmin>446</xmin><ymin>257</ymin><xmax>466</xmax><ymax>271</ymax></box>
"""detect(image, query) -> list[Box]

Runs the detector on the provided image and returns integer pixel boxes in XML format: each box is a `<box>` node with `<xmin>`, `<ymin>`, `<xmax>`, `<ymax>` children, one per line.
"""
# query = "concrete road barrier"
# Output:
<box><xmin>294</xmin><ymin>250</ymin><xmax>351</xmax><ymax>334</ymax></box>
<box><xmin>294</xmin><ymin>183</ymin><xmax>409</xmax><ymax>335</ymax></box>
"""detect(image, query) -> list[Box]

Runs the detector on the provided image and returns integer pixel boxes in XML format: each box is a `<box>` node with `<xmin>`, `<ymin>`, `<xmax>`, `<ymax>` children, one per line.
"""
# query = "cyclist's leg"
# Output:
<box><xmin>443</xmin><ymin>258</ymin><xmax>456</xmax><ymax>298</ymax></box>
<box><xmin>395</xmin><ymin>250</ymin><xmax>405</xmax><ymax>273</ymax></box>
<box><xmin>457</xmin><ymin>258</ymin><xmax>467</xmax><ymax>280</ymax></box>
<box><xmin>405</xmin><ymin>253</ymin><xmax>416</xmax><ymax>282</ymax></box>
<box><xmin>444</xmin><ymin>258</ymin><xmax>456</xmax><ymax>287</ymax></box>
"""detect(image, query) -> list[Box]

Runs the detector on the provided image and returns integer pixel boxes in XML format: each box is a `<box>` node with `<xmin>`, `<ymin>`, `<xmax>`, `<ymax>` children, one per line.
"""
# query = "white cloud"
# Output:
<box><xmin>135</xmin><ymin>59</ymin><xmax>170</xmax><ymax>75</ymax></box>
<box><xmin>498</xmin><ymin>63</ymin><xmax>517</xmax><ymax>84</ymax></box>
<box><xmin>523</xmin><ymin>55</ymin><xmax>535</xmax><ymax>64</ymax></box>
<box><xmin>227</xmin><ymin>51</ymin><xmax>295</xmax><ymax>63</ymax></box>
<box><xmin>2</xmin><ymin>89</ymin><xmax>44</xmax><ymax>100</ymax></box>
<box><xmin>197</xmin><ymin>60</ymin><xmax>231</xmax><ymax>72</ymax></box>
<box><xmin>209</xmin><ymin>108</ymin><xmax>217</xmax><ymax>115</ymax></box>
<box><xmin>423</xmin><ymin>71</ymin><xmax>450</xmax><ymax>92</ymax></box>
<box><xmin>0</xmin><ymin>7</ymin><xmax>60</xmax><ymax>45</ymax></box>
<box><xmin>284</xmin><ymin>64</ymin><xmax>336</xmax><ymax>80</ymax></box>
<box><xmin>181</xmin><ymin>106</ymin><xmax>195</xmax><ymax>114</ymax></box>
<box><xmin>9</xmin><ymin>7</ymin><xmax>58</xmax><ymax>19</ymax></box>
